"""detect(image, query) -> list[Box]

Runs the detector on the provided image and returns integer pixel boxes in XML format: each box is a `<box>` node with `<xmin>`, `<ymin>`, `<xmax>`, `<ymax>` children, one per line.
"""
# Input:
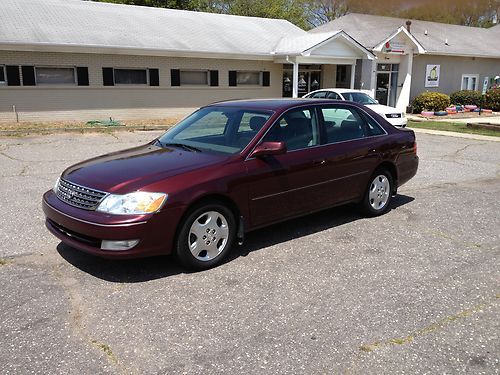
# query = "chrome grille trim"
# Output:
<box><xmin>386</xmin><ymin>113</ymin><xmax>402</xmax><ymax>118</ymax></box>
<box><xmin>56</xmin><ymin>178</ymin><xmax>108</xmax><ymax>210</ymax></box>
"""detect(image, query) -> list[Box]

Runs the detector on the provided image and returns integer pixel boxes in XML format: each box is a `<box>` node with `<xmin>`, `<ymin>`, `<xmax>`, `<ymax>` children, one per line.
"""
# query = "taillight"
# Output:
<box><xmin>412</xmin><ymin>142</ymin><xmax>417</xmax><ymax>155</ymax></box>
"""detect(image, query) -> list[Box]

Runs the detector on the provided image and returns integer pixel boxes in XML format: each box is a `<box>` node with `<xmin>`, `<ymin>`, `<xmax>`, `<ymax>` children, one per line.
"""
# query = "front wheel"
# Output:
<box><xmin>359</xmin><ymin>169</ymin><xmax>393</xmax><ymax>217</ymax></box>
<box><xmin>175</xmin><ymin>203</ymin><xmax>236</xmax><ymax>271</ymax></box>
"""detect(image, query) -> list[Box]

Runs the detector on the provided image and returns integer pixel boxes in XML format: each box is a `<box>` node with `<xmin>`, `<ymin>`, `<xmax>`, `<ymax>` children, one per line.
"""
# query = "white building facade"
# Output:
<box><xmin>0</xmin><ymin>0</ymin><xmax>498</xmax><ymax>121</ymax></box>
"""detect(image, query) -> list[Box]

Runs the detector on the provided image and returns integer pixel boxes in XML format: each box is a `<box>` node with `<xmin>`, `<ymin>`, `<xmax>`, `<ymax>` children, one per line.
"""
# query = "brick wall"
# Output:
<box><xmin>0</xmin><ymin>51</ymin><xmax>283</xmax><ymax>122</ymax></box>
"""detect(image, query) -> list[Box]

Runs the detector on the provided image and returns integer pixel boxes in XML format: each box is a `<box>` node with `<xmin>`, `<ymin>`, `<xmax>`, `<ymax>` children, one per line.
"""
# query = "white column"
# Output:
<box><xmin>396</xmin><ymin>52</ymin><xmax>413</xmax><ymax>111</ymax></box>
<box><xmin>370</xmin><ymin>58</ymin><xmax>377</xmax><ymax>98</ymax></box>
<box><xmin>350</xmin><ymin>63</ymin><xmax>356</xmax><ymax>89</ymax></box>
<box><xmin>292</xmin><ymin>61</ymin><xmax>299</xmax><ymax>98</ymax></box>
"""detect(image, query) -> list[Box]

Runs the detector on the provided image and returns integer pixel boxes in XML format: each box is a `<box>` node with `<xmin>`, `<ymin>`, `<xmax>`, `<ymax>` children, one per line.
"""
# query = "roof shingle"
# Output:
<box><xmin>310</xmin><ymin>13</ymin><xmax>500</xmax><ymax>58</ymax></box>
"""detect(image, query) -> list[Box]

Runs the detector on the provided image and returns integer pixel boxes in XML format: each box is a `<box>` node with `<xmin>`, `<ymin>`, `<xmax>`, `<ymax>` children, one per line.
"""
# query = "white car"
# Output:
<box><xmin>304</xmin><ymin>88</ymin><xmax>407</xmax><ymax>127</ymax></box>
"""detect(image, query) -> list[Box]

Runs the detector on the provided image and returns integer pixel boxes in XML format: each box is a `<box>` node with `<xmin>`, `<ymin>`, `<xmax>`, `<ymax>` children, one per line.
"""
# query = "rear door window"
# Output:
<box><xmin>320</xmin><ymin>106</ymin><xmax>367</xmax><ymax>144</ymax></box>
<box><xmin>326</xmin><ymin>91</ymin><xmax>342</xmax><ymax>100</ymax></box>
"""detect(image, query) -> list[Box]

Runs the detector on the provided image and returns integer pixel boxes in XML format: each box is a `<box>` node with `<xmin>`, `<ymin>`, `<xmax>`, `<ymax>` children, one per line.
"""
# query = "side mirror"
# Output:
<box><xmin>375</xmin><ymin>100</ymin><xmax>379</xmax><ymax>104</ymax></box>
<box><xmin>250</xmin><ymin>141</ymin><xmax>287</xmax><ymax>158</ymax></box>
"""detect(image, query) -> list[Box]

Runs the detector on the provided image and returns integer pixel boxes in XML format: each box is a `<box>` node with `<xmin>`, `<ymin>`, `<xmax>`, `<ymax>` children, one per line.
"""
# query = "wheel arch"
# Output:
<box><xmin>375</xmin><ymin>161</ymin><xmax>398</xmax><ymax>194</ymax></box>
<box><xmin>172</xmin><ymin>193</ymin><xmax>242</xmax><ymax>249</ymax></box>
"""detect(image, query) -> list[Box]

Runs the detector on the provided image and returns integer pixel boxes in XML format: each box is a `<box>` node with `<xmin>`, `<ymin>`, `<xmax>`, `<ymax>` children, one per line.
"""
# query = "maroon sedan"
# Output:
<box><xmin>43</xmin><ymin>99</ymin><xmax>418</xmax><ymax>270</ymax></box>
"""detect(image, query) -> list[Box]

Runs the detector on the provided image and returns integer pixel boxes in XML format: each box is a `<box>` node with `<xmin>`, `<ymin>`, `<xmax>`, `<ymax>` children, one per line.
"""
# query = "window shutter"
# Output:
<box><xmin>149</xmin><ymin>68</ymin><xmax>159</xmax><ymax>86</ymax></box>
<box><xmin>228</xmin><ymin>70</ymin><xmax>237</xmax><ymax>87</ymax></box>
<box><xmin>6</xmin><ymin>66</ymin><xmax>20</xmax><ymax>86</ymax></box>
<box><xmin>171</xmin><ymin>69</ymin><xmax>180</xmax><ymax>86</ymax></box>
<box><xmin>76</xmin><ymin>67</ymin><xmax>89</xmax><ymax>86</ymax></box>
<box><xmin>21</xmin><ymin>66</ymin><xmax>36</xmax><ymax>86</ymax></box>
<box><xmin>209</xmin><ymin>70</ymin><xmax>219</xmax><ymax>87</ymax></box>
<box><xmin>262</xmin><ymin>71</ymin><xmax>270</xmax><ymax>87</ymax></box>
<box><xmin>102</xmin><ymin>67</ymin><xmax>114</xmax><ymax>86</ymax></box>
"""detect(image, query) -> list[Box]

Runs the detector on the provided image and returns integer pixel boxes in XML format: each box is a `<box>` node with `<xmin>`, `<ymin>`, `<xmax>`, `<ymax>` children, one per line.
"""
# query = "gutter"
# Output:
<box><xmin>0</xmin><ymin>42</ymin><xmax>277</xmax><ymax>61</ymax></box>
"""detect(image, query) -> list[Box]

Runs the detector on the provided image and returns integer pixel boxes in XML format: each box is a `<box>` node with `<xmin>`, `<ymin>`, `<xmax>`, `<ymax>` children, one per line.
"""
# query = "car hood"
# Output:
<box><xmin>62</xmin><ymin>142</ymin><xmax>230</xmax><ymax>193</ymax></box>
<box><xmin>365</xmin><ymin>104</ymin><xmax>402</xmax><ymax>115</ymax></box>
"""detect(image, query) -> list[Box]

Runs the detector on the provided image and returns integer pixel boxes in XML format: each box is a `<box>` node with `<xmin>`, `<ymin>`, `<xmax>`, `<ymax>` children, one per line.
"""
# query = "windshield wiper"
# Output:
<box><xmin>156</xmin><ymin>140</ymin><xmax>201</xmax><ymax>152</ymax></box>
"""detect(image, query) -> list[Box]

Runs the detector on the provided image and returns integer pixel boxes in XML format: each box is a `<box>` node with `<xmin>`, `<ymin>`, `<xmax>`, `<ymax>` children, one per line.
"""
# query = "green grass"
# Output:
<box><xmin>408</xmin><ymin>120</ymin><xmax>500</xmax><ymax>137</ymax></box>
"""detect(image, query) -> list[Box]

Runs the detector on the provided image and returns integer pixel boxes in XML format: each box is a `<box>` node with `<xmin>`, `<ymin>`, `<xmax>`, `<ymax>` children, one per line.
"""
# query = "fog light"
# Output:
<box><xmin>101</xmin><ymin>239</ymin><xmax>139</xmax><ymax>251</ymax></box>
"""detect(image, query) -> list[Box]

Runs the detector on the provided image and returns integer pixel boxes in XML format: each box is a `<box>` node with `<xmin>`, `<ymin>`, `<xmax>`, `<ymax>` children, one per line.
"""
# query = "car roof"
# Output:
<box><xmin>310</xmin><ymin>88</ymin><xmax>369</xmax><ymax>94</ymax></box>
<box><xmin>206</xmin><ymin>98</ymin><xmax>352</xmax><ymax>111</ymax></box>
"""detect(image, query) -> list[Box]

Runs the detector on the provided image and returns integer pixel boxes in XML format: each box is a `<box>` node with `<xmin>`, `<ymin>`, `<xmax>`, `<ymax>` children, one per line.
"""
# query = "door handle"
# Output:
<box><xmin>313</xmin><ymin>159</ymin><xmax>326</xmax><ymax>165</ymax></box>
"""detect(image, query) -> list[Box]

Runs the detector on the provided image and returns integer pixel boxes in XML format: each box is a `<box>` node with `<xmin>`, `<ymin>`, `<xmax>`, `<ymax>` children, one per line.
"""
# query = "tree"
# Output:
<box><xmin>91</xmin><ymin>0</ymin><xmax>500</xmax><ymax>28</ymax></box>
<box><xmin>197</xmin><ymin>0</ymin><xmax>311</xmax><ymax>29</ymax></box>
<box><xmin>92</xmin><ymin>0</ymin><xmax>197</xmax><ymax>10</ymax></box>
<box><xmin>305</xmin><ymin>0</ymin><xmax>350</xmax><ymax>27</ymax></box>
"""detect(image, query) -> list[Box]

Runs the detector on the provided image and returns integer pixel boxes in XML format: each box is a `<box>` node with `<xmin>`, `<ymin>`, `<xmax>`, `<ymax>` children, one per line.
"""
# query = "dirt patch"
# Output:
<box><xmin>0</xmin><ymin>117</ymin><xmax>181</xmax><ymax>131</ymax></box>
<box><xmin>0</xmin><ymin>117</ymin><xmax>181</xmax><ymax>136</ymax></box>
<box><xmin>467</xmin><ymin>123</ymin><xmax>500</xmax><ymax>132</ymax></box>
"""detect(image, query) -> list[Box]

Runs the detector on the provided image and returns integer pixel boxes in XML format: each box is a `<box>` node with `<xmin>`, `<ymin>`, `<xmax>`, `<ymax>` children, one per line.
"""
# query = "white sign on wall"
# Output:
<box><xmin>425</xmin><ymin>65</ymin><xmax>440</xmax><ymax>87</ymax></box>
<box><xmin>382</xmin><ymin>40</ymin><xmax>407</xmax><ymax>54</ymax></box>
<box><xmin>482</xmin><ymin>77</ymin><xmax>489</xmax><ymax>94</ymax></box>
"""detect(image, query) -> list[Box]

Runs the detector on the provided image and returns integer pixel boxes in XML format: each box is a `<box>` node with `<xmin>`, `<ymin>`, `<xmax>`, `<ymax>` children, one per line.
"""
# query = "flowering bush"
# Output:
<box><xmin>412</xmin><ymin>92</ymin><xmax>450</xmax><ymax>113</ymax></box>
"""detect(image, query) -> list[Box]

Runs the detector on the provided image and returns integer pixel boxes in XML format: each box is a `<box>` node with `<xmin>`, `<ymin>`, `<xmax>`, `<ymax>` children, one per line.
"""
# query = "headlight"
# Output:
<box><xmin>53</xmin><ymin>177</ymin><xmax>60</xmax><ymax>193</ymax></box>
<box><xmin>402</xmin><ymin>112</ymin><xmax>406</xmax><ymax>118</ymax></box>
<box><xmin>96</xmin><ymin>192</ymin><xmax>167</xmax><ymax>215</ymax></box>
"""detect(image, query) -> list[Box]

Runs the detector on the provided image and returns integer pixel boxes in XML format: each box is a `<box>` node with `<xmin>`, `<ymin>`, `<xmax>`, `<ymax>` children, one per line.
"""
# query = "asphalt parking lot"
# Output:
<box><xmin>0</xmin><ymin>130</ymin><xmax>499</xmax><ymax>374</ymax></box>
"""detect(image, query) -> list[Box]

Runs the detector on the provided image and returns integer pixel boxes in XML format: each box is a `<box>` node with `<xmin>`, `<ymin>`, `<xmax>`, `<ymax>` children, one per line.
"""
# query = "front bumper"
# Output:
<box><xmin>387</xmin><ymin>117</ymin><xmax>408</xmax><ymax>127</ymax></box>
<box><xmin>42</xmin><ymin>191</ymin><xmax>184</xmax><ymax>259</ymax></box>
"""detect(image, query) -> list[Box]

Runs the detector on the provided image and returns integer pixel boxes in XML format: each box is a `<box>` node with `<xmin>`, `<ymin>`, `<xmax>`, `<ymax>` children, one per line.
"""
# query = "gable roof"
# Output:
<box><xmin>310</xmin><ymin>13</ymin><xmax>500</xmax><ymax>58</ymax></box>
<box><xmin>372</xmin><ymin>26</ymin><xmax>426</xmax><ymax>54</ymax></box>
<box><xmin>0</xmin><ymin>0</ymin><xmax>304</xmax><ymax>58</ymax></box>
<box><xmin>274</xmin><ymin>30</ymin><xmax>374</xmax><ymax>59</ymax></box>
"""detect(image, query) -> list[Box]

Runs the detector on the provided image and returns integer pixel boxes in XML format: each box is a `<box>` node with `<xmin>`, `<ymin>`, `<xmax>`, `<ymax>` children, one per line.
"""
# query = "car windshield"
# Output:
<box><xmin>158</xmin><ymin>107</ymin><xmax>273</xmax><ymax>154</ymax></box>
<box><xmin>341</xmin><ymin>92</ymin><xmax>378</xmax><ymax>105</ymax></box>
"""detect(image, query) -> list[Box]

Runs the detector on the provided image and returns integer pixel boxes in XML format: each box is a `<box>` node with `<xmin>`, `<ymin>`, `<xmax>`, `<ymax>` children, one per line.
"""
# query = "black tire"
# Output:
<box><xmin>175</xmin><ymin>202</ymin><xmax>236</xmax><ymax>271</ymax></box>
<box><xmin>358</xmin><ymin>168</ymin><xmax>394</xmax><ymax>217</ymax></box>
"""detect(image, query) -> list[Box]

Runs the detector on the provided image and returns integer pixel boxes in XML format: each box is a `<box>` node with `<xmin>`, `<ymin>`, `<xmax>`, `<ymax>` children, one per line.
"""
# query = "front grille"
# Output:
<box><xmin>386</xmin><ymin>113</ymin><xmax>402</xmax><ymax>119</ymax></box>
<box><xmin>56</xmin><ymin>178</ymin><xmax>108</xmax><ymax>210</ymax></box>
<box><xmin>48</xmin><ymin>219</ymin><xmax>101</xmax><ymax>248</ymax></box>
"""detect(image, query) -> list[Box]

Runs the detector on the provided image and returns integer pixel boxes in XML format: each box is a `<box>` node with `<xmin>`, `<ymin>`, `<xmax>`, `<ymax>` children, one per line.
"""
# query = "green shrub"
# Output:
<box><xmin>450</xmin><ymin>90</ymin><xmax>483</xmax><ymax>106</ymax></box>
<box><xmin>412</xmin><ymin>92</ymin><xmax>450</xmax><ymax>113</ymax></box>
<box><xmin>483</xmin><ymin>88</ymin><xmax>500</xmax><ymax>111</ymax></box>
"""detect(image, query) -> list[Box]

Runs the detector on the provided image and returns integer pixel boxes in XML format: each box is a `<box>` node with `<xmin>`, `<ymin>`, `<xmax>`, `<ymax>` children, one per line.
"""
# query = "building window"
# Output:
<box><xmin>0</xmin><ymin>65</ymin><xmax>6</xmax><ymax>85</ymax></box>
<box><xmin>180</xmin><ymin>70</ymin><xmax>209</xmax><ymax>85</ymax></box>
<box><xmin>114</xmin><ymin>68</ymin><xmax>148</xmax><ymax>85</ymax></box>
<box><xmin>35</xmin><ymin>67</ymin><xmax>76</xmax><ymax>85</ymax></box>
<box><xmin>461</xmin><ymin>74</ymin><xmax>479</xmax><ymax>90</ymax></box>
<box><xmin>237</xmin><ymin>71</ymin><xmax>261</xmax><ymax>85</ymax></box>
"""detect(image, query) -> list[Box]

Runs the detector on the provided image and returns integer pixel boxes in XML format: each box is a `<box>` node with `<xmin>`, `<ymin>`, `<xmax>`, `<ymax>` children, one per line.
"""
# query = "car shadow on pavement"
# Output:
<box><xmin>229</xmin><ymin>194</ymin><xmax>415</xmax><ymax>260</ymax></box>
<box><xmin>57</xmin><ymin>194</ymin><xmax>414</xmax><ymax>282</ymax></box>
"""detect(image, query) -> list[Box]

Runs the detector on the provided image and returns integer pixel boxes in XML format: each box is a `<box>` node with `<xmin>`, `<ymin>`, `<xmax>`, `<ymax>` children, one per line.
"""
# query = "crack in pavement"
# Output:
<box><xmin>0</xmin><ymin>151</ymin><xmax>75</xmax><ymax>163</ymax></box>
<box><xmin>425</xmin><ymin>229</ymin><xmax>489</xmax><ymax>251</ymax></box>
<box><xmin>445</xmin><ymin>142</ymin><xmax>486</xmax><ymax>158</ymax></box>
<box><xmin>402</xmin><ymin>176</ymin><xmax>500</xmax><ymax>193</ymax></box>
<box><xmin>50</xmin><ymin>261</ymin><xmax>137</xmax><ymax>375</ymax></box>
<box><xmin>346</xmin><ymin>295</ymin><xmax>499</xmax><ymax>374</ymax></box>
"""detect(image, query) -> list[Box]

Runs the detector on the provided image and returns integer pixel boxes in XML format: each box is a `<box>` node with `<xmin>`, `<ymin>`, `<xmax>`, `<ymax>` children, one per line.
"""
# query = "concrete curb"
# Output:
<box><xmin>411</xmin><ymin>127</ymin><xmax>500</xmax><ymax>142</ymax></box>
<box><xmin>0</xmin><ymin>124</ymin><xmax>171</xmax><ymax>137</ymax></box>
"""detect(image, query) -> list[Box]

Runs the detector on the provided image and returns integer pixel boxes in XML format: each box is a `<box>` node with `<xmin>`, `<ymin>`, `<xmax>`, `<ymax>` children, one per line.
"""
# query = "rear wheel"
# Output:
<box><xmin>359</xmin><ymin>169</ymin><xmax>393</xmax><ymax>217</ymax></box>
<box><xmin>175</xmin><ymin>202</ymin><xmax>236</xmax><ymax>270</ymax></box>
